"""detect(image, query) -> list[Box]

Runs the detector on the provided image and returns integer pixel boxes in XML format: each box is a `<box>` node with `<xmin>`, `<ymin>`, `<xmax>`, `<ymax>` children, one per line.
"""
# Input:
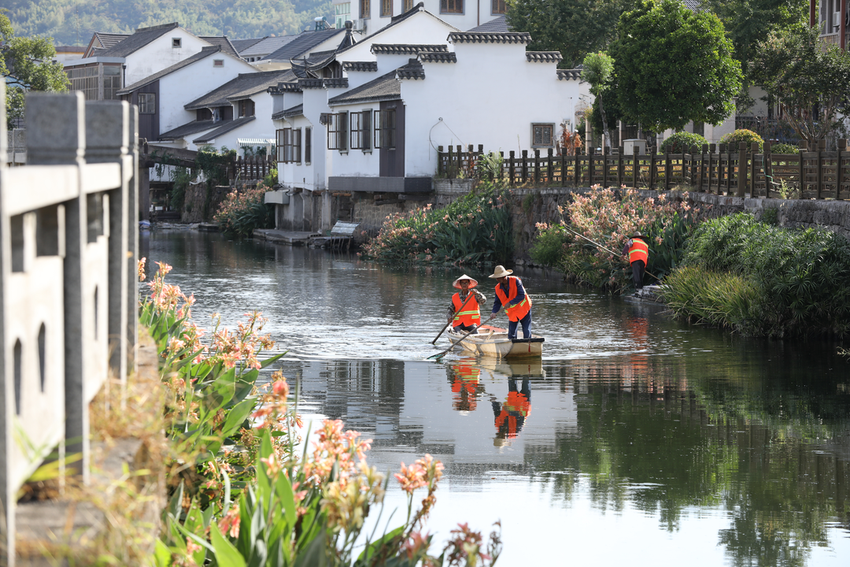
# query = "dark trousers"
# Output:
<box><xmin>631</xmin><ymin>260</ymin><xmax>646</xmax><ymax>289</ymax></box>
<box><xmin>508</xmin><ymin>310</ymin><xmax>532</xmax><ymax>340</ymax></box>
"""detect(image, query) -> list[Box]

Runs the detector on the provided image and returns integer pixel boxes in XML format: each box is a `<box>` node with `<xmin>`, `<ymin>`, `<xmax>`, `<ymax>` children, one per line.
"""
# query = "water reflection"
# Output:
<box><xmin>144</xmin><ymin>230</ymin><xmax>850</xmax><ymax>566</ymax></box>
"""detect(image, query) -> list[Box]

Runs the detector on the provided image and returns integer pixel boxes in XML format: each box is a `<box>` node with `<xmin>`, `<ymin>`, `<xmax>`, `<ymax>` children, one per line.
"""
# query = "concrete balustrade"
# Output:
<box><xmin>0</xmin><ymin>84</ymin><xmax>139</xmax><ymax>566</ymax></box>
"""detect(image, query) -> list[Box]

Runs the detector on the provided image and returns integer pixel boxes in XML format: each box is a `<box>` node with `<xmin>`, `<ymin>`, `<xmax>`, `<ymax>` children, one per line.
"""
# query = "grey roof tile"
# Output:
<box><xmin>272</xmin><ymin>103</ymin><xmax>304</xmax><ymax>120</ymax></box>
<box><xmin>185</xmin><ymin>70</ymin><xmax>296</xmax><ymax>109</ymax></box>
<box><xmin>263</xmin><ymin>28</ymin><xmax>347</xmax><ymax>61</ymax></box>
<box><xmin>371</xmin><ymin>44</ymin><xmax>448</xmax><ymax>55</ymax></box>
<box><xmin>200</xmin><ymin>36</ymin><xmax>240</xmax><ymax>57</ymax></box>
<box><xmin>231</xmin><ymin>38</ymin><xmax>264</xmax><ymax>53</ymax></box>
<box><xmin>419</xmin><ymin>52</ymin><xmax>456</xmax><ymax>63</ymax></box>
<box><xmin>342</xmin><ymin>61</ymin><xmax>378</xmax><ymax>72</ymax></box>
<box><xmin>241</xmin><ymin>35</ymin><xmax>299</xmax><ymax>57</ymax></box>
<box><xmin>98</xmin><ymin>23</ymin><xmax>182</xmax><ymax>57</ymax></box>
<box><xmin>557</xmin><ymin>69</ymin><xmax>582</xmax><ymax>81</ymax></box>
<box><xmin>468</xmin><ymin>15</ymin><xmax>510</xmax><ymax>33</ymax></box>
<box><xmin>159</xmin><ymin>120</ymin><xmax>216</xmax><ymax>140</ymax></box>
<box><xmin>396</xmin><ymin>59</ymin><xmax>425</xmax><ymax>80</ymax></box>
<box><xmin>328</xmin><ymin>70</ymin><xmax>400</xmax><ymax>106</ymax></box>
<box><xmin>526</xmin><ymin>51</ymin><xmax>563</xmax><ymax>63</ymax></box>
<box><xmin>193</xmin><ymin>116</ymin><xmax>256</xmax><ymax>143</ymax></box>
<box><xmin>447</xmin><ymin>31</ymin><xmax>531</xmax><ymax>44</ymax></box>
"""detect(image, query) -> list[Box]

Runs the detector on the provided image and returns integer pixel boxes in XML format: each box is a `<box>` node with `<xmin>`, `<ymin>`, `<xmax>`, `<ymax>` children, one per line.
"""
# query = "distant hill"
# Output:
<box><xmin>5</xmin><ymin>0</ymin><xmax>334</xmax><ymax>47</ymax></box>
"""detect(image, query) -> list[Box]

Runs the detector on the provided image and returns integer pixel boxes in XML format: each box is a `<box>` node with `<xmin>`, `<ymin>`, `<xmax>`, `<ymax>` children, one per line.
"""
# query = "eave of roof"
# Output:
<box><xmin>557</xmin><ymin>69</ymin><xmax>582</xmax><ymax>81</ymax></box>
<box><xmin>419</xmin><ymin>52</ymin><xmax>456</xmax><ymax>63</ymax></box>
<box><xmin>342</xmin><ymin>61</ymin><xmax>378</xmax><ymax>72</ymax></box>
<box><xmin>193</xmin><ymin>116</ymin><xmax>257</xmax><ymax>143</ymax></box>
<box><xmin>327</xmin><ymin>69</ymin><xmax>401</xmax><ymax>106</ymax></box>
<box><xmin>526</xmin><ymin>51</ymin><xmax>563</xmax><ymax>63</ymax></box>
<box><xmin>272</xmin><ymin>103</ymin><xmax>304</xmax><ymax>120</ymax></box>
<box><xmin>184</xmin><ymin>70</ymin><xmax>295</xmax><ymax>109</ymax></box>
<box><xmin>371</xmin><ymin>44</ymin><xmax>448</xmax><ymax>55</ymax></box>
<box><xmin>263</xmin><ymin>28</ymin><xmax>346</xmax><ymax>62</ymax></box>
<box><xmin>158</xmin><ymin>120</ymin><xmax>217</xmax><ymax>140</ymax></box>
<box><xmin>447</xmin><ymin>31</ymin><xmax>531</xmax><ymax>45</ymax></box>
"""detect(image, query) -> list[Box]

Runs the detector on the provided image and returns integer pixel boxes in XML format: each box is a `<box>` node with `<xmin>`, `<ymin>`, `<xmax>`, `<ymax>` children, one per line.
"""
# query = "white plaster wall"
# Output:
<box><xmin>188</xmin><ymin>94</ymin><xmax>278</xmax><ymax>152</ymax></box>
<box><xmin>357</xmin><ymin>0</ymin><xmax>501</xmax><ymax>35</ymax></box>
<box><xmin>158</xmin><ymin>55</ymin><xmax>256</xmax><ymax>134</ymax></box>
<box><xmin>401</xmin><ymin>42</ymin><xmax>586</xmax><ymax>176</ymax></box>
<box><xmin>124</xmin><ymin>31</ymin><xmax>211</xmax><ymax>85</ymax></box>
<box><xmin>302</xmin><ymin>89</ymin><xmax>330</xmax><ymax>191</ymax></box>
<box><xmin>337</xmin><ymin>11</ymin><xmax>458</xmax><ymax>63</ymax></box>
<box><xmin>276</xmin><ymin>115</ymin><xmax>319</xmax><ymax>190</ymax></box>
<box><xmin>324</xmin><ymin>101</ymin><xmax>382</xmax><ymax>178</ymax></box>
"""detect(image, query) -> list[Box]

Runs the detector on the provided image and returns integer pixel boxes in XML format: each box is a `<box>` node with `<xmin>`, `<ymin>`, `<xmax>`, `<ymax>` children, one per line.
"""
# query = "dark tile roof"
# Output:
<box><xmin>324</xmin><ymin>78</ymin><xmax>349</xmax><ymax>88</ymax></box>
<box><xmin>272</xmin><ymin>103</ymin><xmax>304</xmax><ymax>120</ymax></box>
<box><xmin>98</xmin><ymin>23</ymin><xmax>182</xmax><ymax>57</ymax></box>
<box><xmin>557</xmin><ymin>69</ymin><xmax>582</xmax><ymax>81</ymax></box>
<box><xmin>200</xmin><ymin>37</ymin><xmax>240</xmax><ymax>58</ymax></box>
<box><xmin>158</xmin><ymin>120</ymin><xmax>216</xmax><ymax>141</ymax></box>
<box><xmin>396</xmin><ymin>59</ymin><xmax>425</xmax><ymax>80</ymax></box>
<box><xmin>270</xmin><ymin>82</ymin><xmax>302</xmax><ymax>93</ymax></box>
<box><xmin>447</xmin><ymin>32</ymin><xmax>531</xmax><ymax>45</ymax></box>
<box><xmin>117</xmin><ymin>46</ymin><xmax>226</xmax><ymax>95</ymax></box>
<box><xmin>419</xmin><ymin>52</ymin><xmax>456</xmax><ymax>63</ymax></box>
<box><xmin>86</xmin><ymin>32</ymin><xmax>129</xmax><ymax>56</ymax></box>
<box><xmin>468</xmin><ymin>15</ymin><xmax>510</xmax><ymax>33</ymax></box>
<box><xmin>526</xmin><ymin>51</ymin><xmax>563</xmax><ymax>63</ymax></box>
<box><xmin>263</xmin><ymin>28</ymin><xmax>346</xmax><ymax>61</ymax></box>
<box><xmin>241</xmin><ymin>36</ymin><xmax>299</xmax><ymax>57</ymax></box>
<box><xmin>371</xmin><ymin>44</ymin><xmax>448</xmax><ymax>55</ymax></box>
<box><xmin>328</xmin><ymin>70</ymin><xmax>400</xmax><ymax>106</ymax></box>
<box><xmin>342</xmin><ymin>61</ymin><xmax>378</xmax><ymax>72</ymax></box>
<box><xmin>185</xmin><ymin>70</ymin><xmax>296</xmax><ymax>109</ymax></box>
<box><xmin>299</xmin><ymin>78</ymin><xmax>325</xmax><ymax>89</ymax></box>
<box><xmin>231</xmin><ymin>38</ymin><xmax>264</xmax><ymax>53</ymax></box>
<box><xmin>193</xmin><ymin>116</ymin><xmax>256</xmax><ymax>143</ymax></box>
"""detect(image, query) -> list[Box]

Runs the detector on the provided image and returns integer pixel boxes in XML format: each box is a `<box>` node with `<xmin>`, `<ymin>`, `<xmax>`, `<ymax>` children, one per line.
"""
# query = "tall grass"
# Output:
<box><xmin>661</xmin><ymin>213</ymin><xmax>850</xmax><ymax>337</ymax></box>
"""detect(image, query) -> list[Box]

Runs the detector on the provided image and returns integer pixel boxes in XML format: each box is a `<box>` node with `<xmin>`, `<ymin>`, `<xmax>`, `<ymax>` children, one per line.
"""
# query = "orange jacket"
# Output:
<box><xmin>494</xmin><ymin>391</ymin><xmax>531</xmax><ymax>438</ymax></box>
<box><xmin>452</xmin><ymin>292</ymin><xmax>481</xmax><ymax>327</ymax></box>
<box><xmin>494</xmin><ymin>277</ymin><xmax>531</xmax><ymax>322</ymax></box>
<box><xmin>628</xmin><ymin>238</ymin><xmax>649</xmax><ymax>265</ymax></box>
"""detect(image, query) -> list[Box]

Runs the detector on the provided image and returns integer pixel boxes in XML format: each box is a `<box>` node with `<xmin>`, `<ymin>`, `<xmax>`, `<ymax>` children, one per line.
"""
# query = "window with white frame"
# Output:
<box><xmin>531</xmin><ymin>123</ymin><xmax>554</xmax><ymax>147</ymax></box>
<box><xmin>328</xmin><ymin>112</ymin><xmax>349</xmax><ymax>151</ymax></box>
<box><xmin>374</xmin><ymin>108</ymin><xmax>396</xmax><ymax>149</ymax></box>
<box><xmin>350</xmin><ymin>111</ymin><xmax>372</xmax><ymax>150</ymax></box>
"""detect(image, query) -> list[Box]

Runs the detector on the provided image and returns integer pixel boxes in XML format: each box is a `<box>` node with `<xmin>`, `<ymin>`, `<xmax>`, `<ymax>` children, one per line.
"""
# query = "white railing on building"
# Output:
<box><xmin>0</xmin><ymin>83</ymin><xmax>140</xmax><ymax>566</ymax></box>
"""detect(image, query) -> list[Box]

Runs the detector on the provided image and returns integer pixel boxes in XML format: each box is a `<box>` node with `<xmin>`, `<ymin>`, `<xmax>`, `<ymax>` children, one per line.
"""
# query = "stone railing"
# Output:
<box><xmin>0</xmin><ymin>84</ymin><xmax>139</xmax><ymax>565</ymax></box>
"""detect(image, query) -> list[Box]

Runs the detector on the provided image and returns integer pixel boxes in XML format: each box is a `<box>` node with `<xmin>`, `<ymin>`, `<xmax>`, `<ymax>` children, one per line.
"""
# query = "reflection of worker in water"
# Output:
<box><xmin>449</xmin><ymin>360</ymin><xmax>482</xmax><ymax>412</ymax></box>
<box><xmin>490</xmin><ymin>378</ymin><xmax>531</xmax><ymax>444</ymax></box>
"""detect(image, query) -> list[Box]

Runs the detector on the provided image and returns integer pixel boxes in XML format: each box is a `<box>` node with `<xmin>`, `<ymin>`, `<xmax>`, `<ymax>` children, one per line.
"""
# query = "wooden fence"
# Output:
<box><xmin>0</xmin><ymin>87</ymin><xmax>139</xmax><ymax>565</ymax></box>
<box><xmin>232</xmin><ymin>155</ymin><xmax>275</xmax><ymax>183</ymax></box>
<box><xmin>438</xmin><ymin>140</ymin><xmax>850</xmax><ymax>200</ymax></box>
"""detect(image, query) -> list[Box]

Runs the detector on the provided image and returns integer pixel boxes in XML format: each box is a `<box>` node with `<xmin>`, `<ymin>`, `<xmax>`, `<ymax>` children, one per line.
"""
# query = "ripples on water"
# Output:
<box><xmin>144</xmin><ymin>230</ymin><xmax>850</xmax><ymax>567</ymax></box>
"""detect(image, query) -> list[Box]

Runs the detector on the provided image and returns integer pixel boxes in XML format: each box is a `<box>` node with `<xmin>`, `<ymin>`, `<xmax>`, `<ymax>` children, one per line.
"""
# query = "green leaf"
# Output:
<box><xmin>153</xmin><ymin>539</ymin><xmax>172</xmax><ymax>567</ymax></box>
<box><xmin>222</xmin><ymin>398</ymin><xmax>256</xmax><ymax>438</ymax></box>
<box><xmin>356</xmin><ymin>525</ymin><xmax>404</xmax><ymax>565</ymax></box>
<box><xmin>210</xmin><ymin>522</ymin><xmax>247</xmax><ymax>567</ymax></box>
<box><xmin>294</xmin><ymin>528</ymin><xmax>328</xmax><ymax>567</ymax></box>
<box><xmin>274</xmin><ymin>471</ymin><xmax>297</xmax><ymax>528</ymax></box>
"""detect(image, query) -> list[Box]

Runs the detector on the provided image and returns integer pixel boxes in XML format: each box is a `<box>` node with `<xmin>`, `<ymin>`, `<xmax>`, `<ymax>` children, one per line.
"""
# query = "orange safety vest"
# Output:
<box><xmin>452</xmin><ymin>292</ymin><xmax>481</xmax><ymax>327</ymax></box>
<box><xmin>494</xmin><ymin>276</ymin><xmax>531</xmax><ymax>322</ymax></box>
<box><xmin>495</xmin><ymin>392</ymin><xmax>531</xmax><ymax>438</ymax></box>
<box><xmin>628</xmin><ymin>238</ymin><xmax>649</xmax><ymax>265</ymax></box>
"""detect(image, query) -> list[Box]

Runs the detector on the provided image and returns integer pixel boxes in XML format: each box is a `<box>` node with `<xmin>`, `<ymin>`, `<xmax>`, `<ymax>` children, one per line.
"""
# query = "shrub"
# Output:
<box><xmin>769</xmin><ymin>143</ymin><xmax>799</xmax><ymax>154</ymax></box>
<box><xmin>360</xmin><ymin>181</ymin><xmax>513</xmax><ymax>266</ymax></box>
<box><xmin>535</xmin><ymin>185</ymin><xmax>704</xmax><ymax>292</ymax></box>
<box><xmin>719</xmin><ymin>129</ymin><xmax>764</xmax><ymax>152</ymax></box>
<box><xmin>214</xmin><ymin>183</ymin><xmax>275</xmax><ymax>237</ymax></box>
<box><xmin>665</xmin><ymin>213</ymin><xmax>850</xmax><ymax>337</ymax></box>
<box><xmin>659</xmin><ymin>132</ymin><xmax>708</xmax><ymax>154</ymax></box>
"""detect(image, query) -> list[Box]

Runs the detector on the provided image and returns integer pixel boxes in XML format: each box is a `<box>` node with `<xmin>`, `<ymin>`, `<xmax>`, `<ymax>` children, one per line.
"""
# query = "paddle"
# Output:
<box><xmin>428</xmin><ymin>323</ymin><xmax>483</xmax><ymax>361</ymax></box>
<box><xmin>431</xmin><ymin>291</ymin><xmax>476</xmax><ymax>344</ymax></box>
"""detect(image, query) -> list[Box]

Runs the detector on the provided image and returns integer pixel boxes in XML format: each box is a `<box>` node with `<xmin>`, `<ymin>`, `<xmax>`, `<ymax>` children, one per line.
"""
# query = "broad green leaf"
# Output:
<box><xmin>210</xmin><ymin>522</ymin><xmax>247</xmax><ymax>567</ymax></box>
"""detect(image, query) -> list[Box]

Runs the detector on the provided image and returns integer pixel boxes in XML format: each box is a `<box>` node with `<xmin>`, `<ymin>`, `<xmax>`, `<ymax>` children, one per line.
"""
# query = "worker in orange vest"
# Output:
<box><xmin>446</xmin><ymin>274</ymin><xmax>487</xmax><ymax>333</ymax></box>
<box><xmin>487</xmin><ymin>265</ymin><xmax>532</xmax><ymax>340</ymax></box>
<box><xmin>491</xmin><ymin>377</ymin><xmax>531</xmax><ymax>443</ymax></box>
<box><xmin>449</xmin><ymin>359</ymin><xmax>481</xmax><ymax>412</ymax></box>
<box><xmin>622</xmin><ymin>232</ymin><xmax>649</xmax><ymax>294</ymax></box>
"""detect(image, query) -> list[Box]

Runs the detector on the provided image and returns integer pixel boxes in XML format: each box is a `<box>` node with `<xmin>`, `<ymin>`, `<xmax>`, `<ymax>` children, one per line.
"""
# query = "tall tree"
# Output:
<box><xmin>608</xmin><ymin>0</ymin><xmax>743</xmax><ymax>133</ymax></box>
<box><xmin>581</xmin><ymin>52</ymin><xmax>615</xmax><ymax>150</ymax></box>
<box><xmin>1</xmin><ymin>10</ymin><xmax>69</xmax><ymax>121</ymax></box>
<box><xmin>506</xmin><ymin>0</ymin><xmax>631</xmax><ymax>68</ymax></box>
<box><xmin>749</xmin><ymin>26</ymin><xmax>850</xmax><ymax>146</ymax></box>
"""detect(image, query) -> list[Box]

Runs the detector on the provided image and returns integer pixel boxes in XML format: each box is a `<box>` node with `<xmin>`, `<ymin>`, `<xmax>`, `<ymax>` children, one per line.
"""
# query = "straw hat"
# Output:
<box><xmin>630</xmin><ymin>232</ymin><xmax>646</xmax><ymax>239</ymax></box>
<box><xmin>489</xmin><ymin>265</ymin><xmax>513</xmax><ymax>279</ymax></box>
<box><xmin>452</xmin><ymin>274</ymin><xmax>479</xmax><ymax>289</ymax></box>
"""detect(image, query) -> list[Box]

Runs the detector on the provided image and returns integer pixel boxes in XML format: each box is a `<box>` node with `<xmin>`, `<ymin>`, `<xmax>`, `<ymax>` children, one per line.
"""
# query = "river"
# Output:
<box><xmin>142</xmin><ymin>229</ymin><xmax>850</xmax><ymax>567</ymax></box>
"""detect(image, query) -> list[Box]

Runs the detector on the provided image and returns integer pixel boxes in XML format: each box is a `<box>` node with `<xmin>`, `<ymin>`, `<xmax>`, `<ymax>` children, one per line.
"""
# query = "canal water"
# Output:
<box><xmin>142</xmin><ymin>230</ymin><xmax>850</xmax><ymax>567</ymax></box>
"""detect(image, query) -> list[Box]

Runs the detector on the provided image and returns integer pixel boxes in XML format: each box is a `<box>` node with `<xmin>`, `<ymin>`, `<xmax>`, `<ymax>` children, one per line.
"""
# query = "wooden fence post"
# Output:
<box><xmin>763</xmin><ymin>141</ymin><xmax>772</xmax><ymax>197</ymax></box>
<box><xmin>499</xmin><ymin>150</ymin><xmax>505</xmax><ymax>181</ymax></box>
<box><xmin>737</xmin><ymin>142</ymin><xmax>747</xmax><ymax>197</ymax></box>
<box><xmin>547</xmin><ymin>148</ymin><xmax>554</xmax><ymax>184</ymax></box>
<box><xmin>664</xmin><ymin>149</ymin><xmax>671</xmax><ymax>191</ymax></box>
<box><xmin>707</xmin><ymin>144</ymin><xmax>715</xmax><ymax>193</ymax></box>
<box><xmin>798</xmin><ymin>140</ymin><xmax>806</xmax><ymax>198</ymax></box>
<box><xmin>560</xmin><ymin>148</ymin><xmax>567</xmax><ymax>186</ymax></box>
<box><xmin>588</xmin><ymin>147</ymin><xmax>595</xmax><ymax>186</ymax></box>
<box><xmin>816</xmin><ymin>139</ymin><xmax>824</xmax><ymax>199</ymax></box>
<box><xmin>437</xmin><ymin>146</ymin><xmax>444</xmax><ymax>177</ymax></box>
<box><xmin>533</xmin><ymin>149</ymin><xmax>540</xmax><ymax>185</ymax></box>
<box><xmin>478</xmin><ymin>144</ymin><xmax>485</xmax><ymax>179</ymax></box>
<box><xmin>649</xmin><ymin>151</ymin><xmax>656</xmax><ymax>189</ymax></box>
<box><xmin>574</xmin><ymin>148</ymin><xmax>581</xmax><ymax>187</ymax></box>
<box><xmin>509</xmin><ymin>151</ymin><xmax>516</xmax><ymax>186</ymax></box>
<box><xmin>521</xmin><ymin>150</ymin><xmax>529</xmax><ymax>183</ymax></box>
<box><xmin>750</xmin><ymin>142</ymin><xmax>759</xmax><ymax>197</ymax></box>
<box><xmin>632</xmin><ymin>146</ymin><xmax>640</xmax><ymax>189</ymax></box>
<box><xmin>617</xmin><ymin>145</ymin><xmax>624</xmax><ymax>188</ymax></box>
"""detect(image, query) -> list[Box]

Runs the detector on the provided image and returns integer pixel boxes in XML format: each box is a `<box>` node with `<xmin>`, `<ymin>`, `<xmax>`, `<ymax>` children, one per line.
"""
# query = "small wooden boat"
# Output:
<box><xmin>446</xmin><ymin>325</ymin><xmax>544</xmax><ymax>359</ymax></box>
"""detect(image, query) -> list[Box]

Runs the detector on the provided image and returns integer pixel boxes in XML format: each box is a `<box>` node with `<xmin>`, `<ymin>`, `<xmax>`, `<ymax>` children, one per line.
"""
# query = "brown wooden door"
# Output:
<box><xmin>379</xmin><ymin>101</ymin><xmax>405</xmax><ymax>178</ymax></box>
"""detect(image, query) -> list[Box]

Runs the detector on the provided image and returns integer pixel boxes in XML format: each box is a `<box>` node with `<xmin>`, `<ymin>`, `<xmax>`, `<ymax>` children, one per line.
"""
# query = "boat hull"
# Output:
<box><xmin>447</xmin><ymin>326</ymin><xmax>544</xmax><ymax>358</ymax></box>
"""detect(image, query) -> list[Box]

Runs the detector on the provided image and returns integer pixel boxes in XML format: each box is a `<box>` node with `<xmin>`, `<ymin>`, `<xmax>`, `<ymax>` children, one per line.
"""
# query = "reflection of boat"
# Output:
<box><xmin>447</xmin><ymin>325</ymin><xmax>544</xmax><ymax>359</ymax></box>
<box><xmin>479</xmin><ymin>357</ymin><xmax>544</xmax><ymax>378</ymax></box>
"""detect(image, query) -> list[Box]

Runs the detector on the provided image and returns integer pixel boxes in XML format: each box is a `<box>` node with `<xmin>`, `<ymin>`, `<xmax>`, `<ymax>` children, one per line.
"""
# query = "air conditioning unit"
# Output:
<box><xmin>355</xmin><ymin>18</ymin><xmax>367</xmax><ymax>33</ymax></box>
<box><xmin>834</xmin><ymin>11</ymin><xmax>842</xmax><ymax>28</ymax></box>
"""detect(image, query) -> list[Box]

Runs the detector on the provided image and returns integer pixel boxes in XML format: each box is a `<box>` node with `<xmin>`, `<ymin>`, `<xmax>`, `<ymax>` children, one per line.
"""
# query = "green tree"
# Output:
<box><xmin>1</xmin><ymin>10</ymin><xmax>69</xmax><ymax>121</ymax></box>
<box><xmin>749</xmin><ymin>26</ymin><xmax>850</xmax><ymax>147</ymax></box>
<box><xmin>581</xmin><ymin>52</ymin><xmax>615</xmax><ymax>150</ymax></box>
<box><xmin>506</xmin><ymin>0</ymin><xmax>632</xmax><ymax>68</ymax></box>
<box><xmin>608</xmin><ymin>0</ymin><xmax>743</xmax><ymax>133</ymax></box>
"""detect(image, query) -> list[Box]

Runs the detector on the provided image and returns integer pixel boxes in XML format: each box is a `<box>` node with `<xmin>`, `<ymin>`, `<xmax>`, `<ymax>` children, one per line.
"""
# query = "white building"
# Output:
<box><xmin>334</xmin><ymin>0</ymin><xmax>506</xmax><ymax>36</ymax></box>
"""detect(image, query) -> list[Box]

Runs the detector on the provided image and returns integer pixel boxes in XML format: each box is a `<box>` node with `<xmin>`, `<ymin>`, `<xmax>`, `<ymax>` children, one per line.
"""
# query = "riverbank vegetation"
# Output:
<box><xmin>214</xmin><ymin>182</ymin><xmax>275</xmax><ymax>237</ymax></box>
<box><xmin>138</xmin><ymin>261</ymin><xmax>501</xmax><ymax>566</ymax></box>
<box><xmin>530</xmin><ymin>186</ymin><xmax>703</xmax><ymax>293</ymax></box>
<box><xmin>360</xmin><ymin>182</ymin><xmax>513</xmax><ymax>267</ymax></box>
<box><xmin>660</xmin><ymin>213</ymin><xmax>850</xmax><ymax>337</ymax></box>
